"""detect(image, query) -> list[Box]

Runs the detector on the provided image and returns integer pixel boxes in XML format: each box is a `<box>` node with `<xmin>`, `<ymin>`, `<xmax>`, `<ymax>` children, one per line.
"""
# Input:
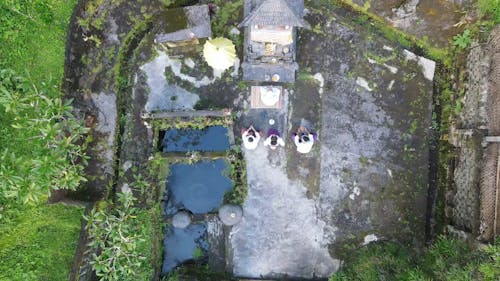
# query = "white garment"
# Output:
<box><xmin>242</xmin><ymin>130</ymin><xmax>260</xmax><ymax>150</ymax></box>
<box><xmin>263</xmin><ymin>135</ymin><xmax>285</xmax><ymax>149</ymax></box>
<box><xmin>294</xmin><ymin>134</ymin><xmax>314</xmax><ymax>154</ymax></box>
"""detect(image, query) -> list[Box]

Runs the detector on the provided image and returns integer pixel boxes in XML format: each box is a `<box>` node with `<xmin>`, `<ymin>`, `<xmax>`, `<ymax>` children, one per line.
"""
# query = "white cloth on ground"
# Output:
<box><xmin>263</xmin><ymin>135</ymin><xmax>285</xmax><ymax>149</ymax></box>
<box><xmin>294</xmin><ymin>134</ymin><xmax>314</xmax><ymax>154</ymax></box>
<box><xmin>242</xmin><ymin>130</ymin><xmax>260</xmax><ymax>150</ymax></box>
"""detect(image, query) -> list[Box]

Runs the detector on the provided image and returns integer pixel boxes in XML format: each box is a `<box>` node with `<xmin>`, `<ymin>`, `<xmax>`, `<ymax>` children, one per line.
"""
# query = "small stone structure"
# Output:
<box><xmin>172</xmin><ymin>211</ymin><xmax>192</xmax><ymax>228</ymax></box>
<box><xmin>240</xmin><ymin>0</ymin><xmax>309</xmax><ymax>82</ymax></box>
<box><xmin>218</xmin><ymin>204</ymin><xmax>243</xmax><ymax>226</ymax></box>
<box><xmin>154</xmin><ymin>5</ymin><xmax>211</xmax><ymax>47</ymax></box>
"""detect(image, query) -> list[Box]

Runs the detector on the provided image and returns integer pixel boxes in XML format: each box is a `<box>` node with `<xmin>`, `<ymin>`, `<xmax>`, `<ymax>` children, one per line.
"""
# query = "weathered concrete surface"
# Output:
<box><xmin>63</xmin><ymin>0</ymin><xmax>160</xmax><ymax>202</ymax></box>
<box><xmin>231</xmin><ymin>145</ymin><xmax>340</xmax><ymax>279</ymax></box>
<box><xmin>350</xmin><ymin>0</ymin><xmax>472</xmax><ymax>48</ymax></box>
<box><xmin>230</xmin><ymin>8</ymin><xmax>435</xmax><ymax>278</ymax></box>
<box><xmin>301</xmin><ymin>11</ymin><xmax>433</xmax><ymax>255</ymax></box>
<box><xmin>231</xmin><ymin>86</ymin><xmax>339</xmax><ymax>279</ymax></box>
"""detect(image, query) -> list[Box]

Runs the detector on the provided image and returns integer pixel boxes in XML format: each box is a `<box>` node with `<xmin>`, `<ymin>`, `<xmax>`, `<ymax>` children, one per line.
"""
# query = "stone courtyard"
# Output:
<box><xmin>228</xmin><ymin>10</ymin><xmax>435</xmax><ymax>277</ymax></box>
<box><xmin>131</xmin><ymin>5</ymin><xmax>436</xmax><ymax>279</ymax></box>
<box><xmin>64</xmin><ymin>0</ymin><xmax>440</xmax><ymax>279</ymax></box>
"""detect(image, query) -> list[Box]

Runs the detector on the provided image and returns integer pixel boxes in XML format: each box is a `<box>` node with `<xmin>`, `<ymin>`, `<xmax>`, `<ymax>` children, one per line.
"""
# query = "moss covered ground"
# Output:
<box><xmin>0</xmin><ymin>204</ymin><xmax>83</xmax><ymax>281</ymax></box>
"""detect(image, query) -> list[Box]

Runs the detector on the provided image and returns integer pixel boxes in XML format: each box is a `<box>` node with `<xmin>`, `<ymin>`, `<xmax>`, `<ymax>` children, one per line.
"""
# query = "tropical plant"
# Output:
<box><xmin>453</xmin><ymin>29</ymin><xmax>472</xmax><ymax>49</ymax></box>
<box><xmin>85</xmin><ymin>192</ymin><xmax>151</xmax><ymax>281</ymax></box>
<box><xmin>0</xmin><ymin>69</ymin><xmax>88</xmax><ymax>213</ymax></box>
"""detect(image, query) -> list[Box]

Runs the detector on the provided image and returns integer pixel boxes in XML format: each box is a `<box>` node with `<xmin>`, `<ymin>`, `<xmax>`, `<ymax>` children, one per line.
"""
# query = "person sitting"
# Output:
<box><xmin>241</xmin><ymin>125</ymin><xmax>261</xmax><ymax>150</ymax></box>
<box><xmin>263</xmin><ymin>128</ymin><xmax>285</xmax><ymax>150</ymax></box>
<box><xmin>292</xmin><ymin>126</ymin><xmax>317</xmax><ymax>154</ymax></box>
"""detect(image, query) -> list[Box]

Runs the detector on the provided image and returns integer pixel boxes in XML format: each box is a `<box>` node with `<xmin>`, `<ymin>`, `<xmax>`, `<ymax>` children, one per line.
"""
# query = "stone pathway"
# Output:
<box><xmin>230</xmin><ymin>145</ymin><xmax>339</xmax><ymax>279</ymax></box>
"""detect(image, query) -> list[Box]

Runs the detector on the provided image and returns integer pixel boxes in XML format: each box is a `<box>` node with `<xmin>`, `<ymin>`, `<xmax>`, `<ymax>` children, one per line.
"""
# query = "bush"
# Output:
<box><xmin>453</xmin><ymin>29</ymin><xmax>472</xmax><ymax>49</ymax></box>
<box><xmin>0</xmin><ymin>70</ymin><xmax>88</xmax><ymax>214</ymax></box>
<box><xmin>86</xmin><ymin>192</ymin><xmax>154</xmax><ymax>281</ymax></box>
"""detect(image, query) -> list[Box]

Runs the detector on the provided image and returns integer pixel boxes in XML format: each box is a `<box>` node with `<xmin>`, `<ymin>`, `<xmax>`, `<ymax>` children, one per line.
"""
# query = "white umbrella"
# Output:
<box><xmin>203</xmin><ymin>37</ymin><xmax>236</xmax><ymax>71</ymax></box>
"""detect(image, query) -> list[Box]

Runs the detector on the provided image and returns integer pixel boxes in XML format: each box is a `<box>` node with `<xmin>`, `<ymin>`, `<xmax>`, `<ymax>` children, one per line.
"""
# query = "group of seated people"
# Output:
<box><xmin>241</xmin><ymin>125</ymin><xmax>317</xmax><ymax>154</ymax></box>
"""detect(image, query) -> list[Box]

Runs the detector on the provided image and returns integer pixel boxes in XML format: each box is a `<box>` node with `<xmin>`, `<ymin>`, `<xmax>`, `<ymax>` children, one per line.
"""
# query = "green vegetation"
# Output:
<box><xmin>212</xmin><ymin>0</ymin><xmax>243</xmax><ymax>37</ymax></box>
<box><xmin>152</xmin><ymin>116</ymin><xmax>231</xmax><ymax>131</ymax></box>
<box><xmin>0</xmin><ymin>0</ymin><xmax>77</xmax><ymax>85</ymax></box>
<box><xmin>86</xmin><ymin>192</ymin><xmax>155</xmax><ymax>281</ymax></box>
<box><xmin>0</xmin><ymin>203</ymin><xmax>83</xmax><ymax>281</ymax></box>
<box><xmin>0</xmin><ymin>1</ymin><xmax>88</xmax><ymax>280</ymax></box>
<box><xmin>453</xmin><ymin>29</ymin><xmax>472</xmax><ymax>49</ymax></box>
<box><xmin>0</xmin><ymin>70</ymin><xmax>88</xmax><ymax>210</ymax></box>
<box><xmin>162</xmin><ymin>264</ymin><xmax>232</xmax><ymax>281</ymax></box>
<box><xmin>224</xmin><ymin>148</ymin><xmax>248</xmax><ymax>205</ymax></box>
<box><xmin>0</xmin><ymin>1</ymin><xmax>86</xmax><ymax>209</ymax></box>
<box><xmin>211</xmin><ymin>0</ymin><xmax>244</xmax><ymax>48</ymax></box>
<box><xmin>478</xmin><ymin>0</ymin><xmax>500</xmax><ymax>24</ymax></box>
<box><xmin>330</xmin><ymin>236</ymin><xmax>500</xmax><ymax>281</ymax></box>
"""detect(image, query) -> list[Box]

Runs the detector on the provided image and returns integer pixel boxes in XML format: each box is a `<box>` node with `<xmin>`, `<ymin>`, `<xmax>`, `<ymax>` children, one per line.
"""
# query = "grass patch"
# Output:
<box><xmin>134</xmin><ymin>207</ymin><xmax>159</xmax><ymax>280</ymax></box>
<box><xmin>330</xmin><ymin>236</ymin><xmax>500</xmax><ymax>281</ymax></box>
<box><xmin>0</xmin><ymin>0</ymin><xmax>77</xmax><ymax>85</ymax></box>
<box><xmin>0</xmin><ymin>203</ymin><xmax>83</xmax><ymax>281</ymax></box>
<box><xmin>478</xmin><ymin>0</ymin><xmax>500</xmax><ymax>24</ymax></box>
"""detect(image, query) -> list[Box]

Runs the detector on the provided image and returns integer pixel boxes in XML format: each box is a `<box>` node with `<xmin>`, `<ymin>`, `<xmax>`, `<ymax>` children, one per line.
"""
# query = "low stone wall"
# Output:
<box><xmin>449</xmin><ymin>26</ymin><xmax>500</xmax><ymax>241</ymax></box>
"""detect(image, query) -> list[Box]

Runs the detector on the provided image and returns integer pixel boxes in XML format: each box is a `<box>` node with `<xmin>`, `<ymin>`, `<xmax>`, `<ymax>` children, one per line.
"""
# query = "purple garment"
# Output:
<box><xmin>267</xmin><ymin>128</ymin><xmax>280</xmax><ymax>137</ymax></box>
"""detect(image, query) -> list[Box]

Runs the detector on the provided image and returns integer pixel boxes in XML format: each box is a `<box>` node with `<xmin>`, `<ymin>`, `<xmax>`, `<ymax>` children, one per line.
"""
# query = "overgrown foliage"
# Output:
<box><xmin>453</xmin><ymin>29</ymin><xmax>472</xmax><ymax>49</ymax></box>
<box><xmin>224</xmin><ymin>147</ymin><xmax>248</xmax><ymax>205</ymax></box>
<box><xmin>330</xmin><ymin>236</ymin><xmax>500</xmax><ymax>281</ymax></box>
<box><xmin>0</xmin><ymin>203</ymin><xmax>83</xmax><ymax>281</ymax></box>
<box><xmin>85</xmin><ymin>192</ymin><xmax>154</xmax><ymax>281</ymax></box>
<box><xmin>211</xmin><ymin>0</ymin><xmax>243</xmax><ymax>38</ymax></box>
<box><xmin>479</xmin><ymin>0</ymin><xmax>500</xmax><ymax>24</ymax></box>
<box><xmin>152</xmin><ymin>116</ymin><xmax>231</xmax><ymax>131</ymax></box>
<box><xmin>0</xmin><ymin>70</ymin><xmax>88</xmax><ymax>214</ymax></box>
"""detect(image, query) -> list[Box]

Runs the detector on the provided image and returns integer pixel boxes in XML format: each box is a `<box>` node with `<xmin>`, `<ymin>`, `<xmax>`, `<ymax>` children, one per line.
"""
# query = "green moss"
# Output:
<box><xmin>0</xmin><ymin>204</ymin><xmax>83</xmax><ymax>281</ymax></box>
<box><xmin>114</xmin><ymin>17</ymin><xmax>153</xmax><ymax>94</ymax></box>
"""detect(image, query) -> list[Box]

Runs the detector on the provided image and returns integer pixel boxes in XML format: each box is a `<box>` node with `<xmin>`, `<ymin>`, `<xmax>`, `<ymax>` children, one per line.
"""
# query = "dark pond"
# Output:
<box><xmin>164</xmin><ymin>159</ymin><xmax>233</xmax><ymax>215</ymax></box>
<box><xmin>162</xmin><ymin>223</ymin><xmax>208</xmax><ymax>274</ymax></box>
<box><xmin>160</xmin><ymin>125</ymin><xmax>230</xmax><ymax>152</ymax></box>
